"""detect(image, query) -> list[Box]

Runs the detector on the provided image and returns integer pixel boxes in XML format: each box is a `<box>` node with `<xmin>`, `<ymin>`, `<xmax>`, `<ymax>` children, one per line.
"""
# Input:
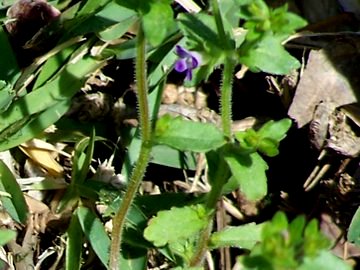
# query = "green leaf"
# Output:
<box><xmin>348</xmin><ymin>206</ymin><xmax>360</xmax><ymax>246</ymax></box>
<box><xmin>76</xmin><ymin>206</ymin><xmax>110</xmax><ymax>267</ymax></box>
<box><xmin>76</xmin><ymin>0</ymin><xmax>110</xmax><ymax>17</ymax></box>
<box><xmin>0</xmin><ymin>81</ymin><xmax>15</xmax><ymax>113</ymax></box>
<box><xmin>239</xmin><ymin>35</ymin><xmax>300</xmax><ymax>74</ymax></box>
<box><xmin>0</xmin><ymin>55</ymin><xmax>103</xmax><ymax>143</ymax></box>
<box><xmin>234</xmin><ymin>128</ymin><xmax>258</xmax><ymax>153</ymax></box>
<box><xmin>98</xmin><ymin>15</ymin><xmax>138</xmax><ymax>42</ymax></box>
<box><xmin>0</xmin><ymin>28</ymin><xmax>20</xmax><ymax>84</ymax></box>
<box><xmin>0</xmin><ymin>160</ymin><xmax>28</xmax><ymax>224</ymax></box>
<box><xmin>168</xmin><ymin>237</ymin><xmax>199</xmax><ymax>263</ymax></box>
<box><xmin>115</xmin><ymin>0</ymin><xmax>143</xmax><ymax>10</ymax></box>
<box><xmin>298</xmin><ymin>250</ymin><xmax>352</xmax><ymax>270</ymax></box>
<box><xmin>234</xmin><ymin>119</ymin><xmax>291</xmax><ymax>157</ymax></box>
<box><xmin>240</xmin><ymin>212</ymin><xmax>340</xmax><ymax>270</ymax></box>
<box><xmin>72</xmin><ymin>128</ymin><xmax>96</xmax><ymax>185</ymax></box>
<box><xmin>66</xmin><ymin>214</ymin><xmax>83</xmax><ymax>270</ymax></box>
<box><xmin>264</xmin><ymin>211</ymin><xmax>288</xmax><ymax>235</ymax></box>
<box><xmin>257</xmin><ymin>138</ymin><xmax>279</xmax><ymax>157</ymax></box>
<box><xmin>237</xmin><ymin>0</ymin><xmax>270</xmax><ymax>21</ymax></box>
<box><xmin>154</xmin><ymin>115</ymin><xmax>226</xmax><ymax>152</ymax></box>
<box><xmin>121</xmin><ymin>128</ymin><xmax>141</xmax><ymax>179</ymax></box>
<box><xmin>151</xmin><ymin>144</ymin><xmax>197</xmax><ymax>170</ymax></box>
<box><xmin>209</xmin><ymin>223</ymin><xmax>263</xmax><ymax>250</ymax></box>
<box><xmin>237</xmin><ymin>0</ymin><xmax>306</xmax><ymax>40</ymax></box>
<box><xmin>220</xmin><ymin>0</ymin><xmax>242</xmax><ymax>28</ymax></box>
<box><xmin>142</xmin><ymin>1</ymin><xmax>175</xmax><ymax>46</ymax></box>
<box><xmin>206</xmin><ymin>148</ymin><xmax>231</xmax><ymax>187</ymax></box>
<box><xmin>288</xmin><ymin>215</ymin><xmax>306</xmax><ymax>247</ymax></box>
<box><xmin>257</xmin><ymin>119</ymin><xmax>292</xmax><ymax>142</ymax></box>
<box><xmin>0</xmin><ymin>43</ymin><xmax>104</xmax><ymax>152</ymax></box>
<box><xmin>101</xmin><ymin>195</ymin><xmax>148</xmax><ymax>231</ymax></box>
<box><xmin>304</xmin><ymin>219</ymin><xmax>331</xmax><ymax>257</ymax></box>
<box><xmin>270</xmin><ymin>6</ymin><xmax>307</xmax><ymax>36</ymax></box>
<box><xmin>0</xmin><ymin>229</ymin><xmax>16</xmax><ymax>246</ymax></box>
<box><xmin>61</xmin><ymin>1</ymin><xmax>127</xmax><ymax>39</ymax></box>
<box><xmin>0</xmin><ymin>100</ymin><xmax>71</xmax><ymax>152</ymax></box>
<box><xmin>118</xmin><ymin>244</ymin><xmax>147</xmax><ymax>270</ymax></box>
<box><xmin>177</xmin><ymin>12</ymin><xmax>228</xmax><ymax>53</ymax></box>
<box><xmin>136</xmin><ymin>192</ymin><xmax>201</xmax><ymax>217</ymax></box>
<box><xmin>102</xmin><ymin>37</ymin><xmax>140</xmax><ymax>60</ymax></box>
<box><xmin>243</xmin><ymin>212</ymin><xmax>298</xmax><ymax>269</ymax></box>
<box><xmin>221</xmin><ymin>175</ymin><xmax>241</xmax><ymax>194</ymax></box>
<box><xmin>144</xmin><ymin>204</ymin><xmax>208</xmax><ymax>247</ymax></box>
<box><xmin>147</xmin><ymin>37</ymin><xmax>184</xmax><ymax>87</ymax></box>
<box><xmin>33</xmin><ymin>44</ymin><xmax>78</xmax><ymax>89</ymax></box>
<box><xmin>224</xmin><ymin>152</ymin><xmax>268</xmax><ymax>200</ymax></box>
<box><xmin>57</xmin><ymin>130</ymin><xmax>97</xmax><ymax>212</ymax></box>
<box><xmin>96</xmin><ymin>1</ymin><xmax>138</xmax><ymax>38</ymax></box>
<box><xmin>99</xmin><ymin>189</ymin><xmax>199</xmax><ymax>254</ymax></box>
<box><xmin>126</xmin><ymin>137</ymin><xmax>197</xmax><ymax>170</ymax></box>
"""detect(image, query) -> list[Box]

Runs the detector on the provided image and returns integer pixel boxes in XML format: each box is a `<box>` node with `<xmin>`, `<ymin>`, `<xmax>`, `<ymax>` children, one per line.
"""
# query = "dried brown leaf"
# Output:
<box><xmin>289</xmin><ymin>39</ymin><xmax>360</xmax><ymax>127</ymax></box>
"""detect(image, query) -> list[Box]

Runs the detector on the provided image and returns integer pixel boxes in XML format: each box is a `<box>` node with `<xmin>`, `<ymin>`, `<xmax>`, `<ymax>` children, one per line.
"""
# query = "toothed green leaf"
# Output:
<box><xmin>144</xmin><ymin>204</ymin><xmax>208</xmax><ymax>247</ymax></box>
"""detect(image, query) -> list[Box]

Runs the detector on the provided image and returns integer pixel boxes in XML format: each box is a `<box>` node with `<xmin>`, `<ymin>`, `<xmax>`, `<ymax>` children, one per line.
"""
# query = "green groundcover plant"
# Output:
<box><xmin>0</xmin><ymin>0</ymin><xmax>354</xmax><ymax>269</ymax></box>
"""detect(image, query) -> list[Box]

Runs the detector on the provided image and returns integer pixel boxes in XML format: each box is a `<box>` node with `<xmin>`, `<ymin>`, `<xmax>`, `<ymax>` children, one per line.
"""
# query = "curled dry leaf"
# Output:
<box><xmin>288</xmin><ymin>39</ymin><xmax>360</xmax><ymax>128</ymax></box>
<box><xmin>327</xmin><ymin>105</ymin><xmax>360</xmax><ymax>157</ymax></box>
<box><xmin>309</xmin><ymin>101</ymin><xmax>360</xmax><ymax>157</ymax></box>
<box><xmin>309</xmin><ymin>101</ymin><xmax>336</xmax><ymax>150</ymax></box>
<box><xmin>19</xmin><ymin>139</ymin><xmax>64</xmax><ymax>177</ymax></box>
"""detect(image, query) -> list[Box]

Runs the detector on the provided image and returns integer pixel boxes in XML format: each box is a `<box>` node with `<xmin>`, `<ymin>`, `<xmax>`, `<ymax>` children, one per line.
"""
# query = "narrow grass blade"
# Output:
<box><xmin>0</xmin><ymin>160</ymin><xmax>28</xmax><ymax>224</ymax></box>
<box><xmin>66</xmin><ymin>214</ymin><xmax>83</xmax><ymax>270</ymax></box>
<box><xmin>77</xmin><ymin>206</ymin><xmax>110</xmax><ymax>267</ymax></box>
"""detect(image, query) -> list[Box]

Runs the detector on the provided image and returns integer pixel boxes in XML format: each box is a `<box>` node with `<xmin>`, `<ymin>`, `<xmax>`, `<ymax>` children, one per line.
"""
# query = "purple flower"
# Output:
<box><xmin>174</xmin><ymin>45</ymin><xmax>201</xmax><ymax>81</ymax></box>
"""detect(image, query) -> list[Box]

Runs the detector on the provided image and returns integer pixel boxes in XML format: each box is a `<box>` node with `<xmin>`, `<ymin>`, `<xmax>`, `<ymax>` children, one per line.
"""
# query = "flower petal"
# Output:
<box><xmin>190</xmin><ymin>52</ymin><xmax>202</xmax><ymax>68</ymax></box>
<box><xmin>185</xmin><ymin>69</ymin><xmax>193</xmax><ymax>81</ymax></box>
<box><xmin>188</xmin><ymin>56</ymin><xmax>198</xmax><ymax>70</ymax></box>
<box><xmin>174</xmin><ymin>59</ymin><xmax>188</xmax><ymax>72</ymax></box>
<box><xmin>175</xmin><ymin>45</ymin><xmax>190</xmax><ymax>58</ymax></box>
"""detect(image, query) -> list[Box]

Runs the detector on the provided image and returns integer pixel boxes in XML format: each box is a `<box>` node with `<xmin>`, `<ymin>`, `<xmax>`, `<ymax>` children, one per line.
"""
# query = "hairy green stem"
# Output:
<box><xmin>189</xmin><ymin>2</ymin><xmax>236</xmax><ymax>267</ymax></box>
<box><xmin>210</xmin><ymin>0</ymin><xmax>234</xmax><ymax>191</ymax></box>
<box><xmin>109</xmin><ymin>27</ymin><xmax>152</xmax><ymax>270</ymax></box>
<box><xmin>210</xmin><ymin>0</ymin><xmax>234</xmax><ymax>138</ymax></box>
<box><xmin>189</xmin><ymin>220</ymin><xmax>213</xmax><ymax>266</ymax></box>
<box><xmin>220</xmin><ymin>58</ymin><xmax>235</xmax><ymax>139</ymax></box>
<box><xmin>189</xmin><ymin>154</ymin><xmax>229</xmax><ymax>266</ymax></box>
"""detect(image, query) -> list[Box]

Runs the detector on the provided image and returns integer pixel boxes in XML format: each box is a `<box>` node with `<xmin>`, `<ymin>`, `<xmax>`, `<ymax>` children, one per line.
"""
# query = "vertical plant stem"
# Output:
<box><xmin>109</xmin><ymin>26</ymin><xmax>152</xmax><ymax>270</ymax></box>
<box><xmin>204</xmin><ymin>155</ymin><xmax>229</xmax><ymax>211</ymax></box>
<box><xmin>189</xmin><ymin>1</ymin><xmax>236</xmax><ymax>267</ymax></box>
<box><xmin>189</xmin><ymin>155</ymin><xmax>229</xmax><ymax>266</ymax></box>
<box><xmin>189</xmin><ymin>220</ymin><xmax>213</xmax><ymax>266</ymax></box>
<box><xmin>210</xmin><ymin>0</ymin><xmax>234</xmax><ymax>138</ymax></box>
<box><xmin>220</xmin><ymin>58</ymin><xmax>235</xmax><ymax>139</ymax></box>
